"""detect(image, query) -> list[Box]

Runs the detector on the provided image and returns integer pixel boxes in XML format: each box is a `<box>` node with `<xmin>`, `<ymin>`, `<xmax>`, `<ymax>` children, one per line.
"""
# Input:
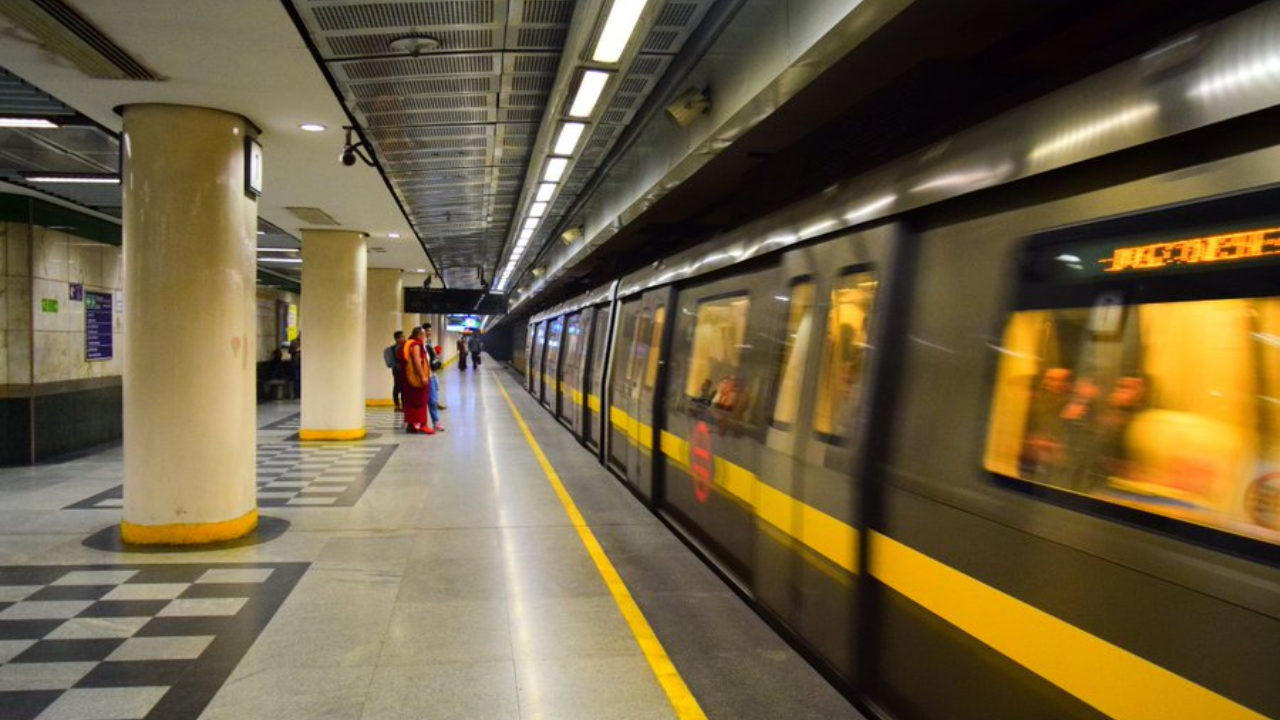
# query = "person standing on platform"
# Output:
<box><xmin>386</xmin><ymin>331</ymin><xmax>405</xmax><ymax>412</ymax></box>
<box><xmin>423</xmin><ymin>324</ymin><xmax>446</xmax><ymax>432</ymax></box>
<box><xmin>288</xmin><ymin>335</ymin><xmax>301</xmax><ymax>398</ymax></box>
<box><xmin>469</xmin><ymin>331</ymin><xmax>483</xmax><ymax>368</ymax></box>
<box><xmin>457</xmin><ymin>334</ymin><xmax>469</xmax><ymax>371</ymax></box>
<box><xmin>402</xmin><ymin>327</ymin><xmax>432</xmax><ymax>434</ymax></box>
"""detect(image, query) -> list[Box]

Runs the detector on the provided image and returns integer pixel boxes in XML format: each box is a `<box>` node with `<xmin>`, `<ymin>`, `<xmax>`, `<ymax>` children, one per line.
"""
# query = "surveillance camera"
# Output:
<box><xmin>340</xmin><ymin>147</ymin><xmax>357</xmax><ymax>166</ymax></box>
<box><xmin>664</xmin><ymin>87</ymin><xmax>711</xmax><ymax>128</ymax></box>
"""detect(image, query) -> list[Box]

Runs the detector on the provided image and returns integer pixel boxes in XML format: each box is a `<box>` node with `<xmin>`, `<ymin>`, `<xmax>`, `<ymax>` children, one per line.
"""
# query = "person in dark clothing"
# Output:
<box><xmin>387</xmin><ymin>331</ymin><xmax>405</xmax><ymax>412</ymax></box>
<box><xmin>469</xmin><ymin>331</ymin><xmax>483</xmax><ymax>367</ymax></box>
<box><xmin>457</xmin><ymin>335</ymin><xmax>469</xmax><ymax>371</ymax></box>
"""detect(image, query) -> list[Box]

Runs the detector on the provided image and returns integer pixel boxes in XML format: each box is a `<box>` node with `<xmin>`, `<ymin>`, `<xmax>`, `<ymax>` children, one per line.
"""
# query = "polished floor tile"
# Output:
<box><xmin>0</xmin><ymin>365</ymin><xmax>862</xmax><ymax>720</ymax></box>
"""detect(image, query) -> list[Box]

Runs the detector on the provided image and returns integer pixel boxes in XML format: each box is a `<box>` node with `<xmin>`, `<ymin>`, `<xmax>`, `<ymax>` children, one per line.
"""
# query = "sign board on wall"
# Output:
<box><xmin>85</xmin><ymin>291</ymin><xmax>113</xmax><ymax>361</ymax></box>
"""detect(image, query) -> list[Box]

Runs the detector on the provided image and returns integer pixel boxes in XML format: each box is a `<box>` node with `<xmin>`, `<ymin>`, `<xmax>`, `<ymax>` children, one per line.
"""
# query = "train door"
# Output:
<box><xmin>629</xmin><ymin>290</ymin><xmax>671</xmax><ymax>500</ymax></box>
<box><xmin>534</xmin><ymin>321</ymin><xmax>548</xmax><ymax>402</ymax></box>
<box><xmin>526</xmin><ymin>322</ymin><xmax>538</xmax><ymax>392</ymax></box>
<box><xmin>658</xmin><ymin>266</ymin><xmax>778</xmax><ymax>582</ymax></box>
<box><xmin>543</xmin><ymin>315</ymin><xmax>564</xmax><ymax>413</ymax></box>
<box><xmin>608</xmin><ymin>298</ymin><xmax>641</xmax><ymax>476</ymax></box>
<box><xmin>586</xmin><ymin>304</ymin><xmax>611</xmax><ymax>453</ymax></box>
<box><xmin>559</xmin><ymin>311</ymin><xmax>586</xmax><ymax>433</ymax></box>
<box><xmin>755</xmin><ymin>236</ymin><xmax>888</xmax><ymax>683</ymax></box>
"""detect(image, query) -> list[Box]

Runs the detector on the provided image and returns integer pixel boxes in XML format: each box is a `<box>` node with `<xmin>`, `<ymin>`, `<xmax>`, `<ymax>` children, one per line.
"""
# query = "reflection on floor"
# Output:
<box><xmin>0</xmin><ymin>364</ymin><xmax>864</xmax><ymax>720</ymax></box>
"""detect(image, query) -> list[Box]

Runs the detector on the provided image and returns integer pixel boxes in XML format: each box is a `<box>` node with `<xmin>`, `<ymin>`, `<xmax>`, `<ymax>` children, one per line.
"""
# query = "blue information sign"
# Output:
<box><xmin>85</xmin><ymin>291</ymin><xmax>113</xmax><ymax>361</ymax></box>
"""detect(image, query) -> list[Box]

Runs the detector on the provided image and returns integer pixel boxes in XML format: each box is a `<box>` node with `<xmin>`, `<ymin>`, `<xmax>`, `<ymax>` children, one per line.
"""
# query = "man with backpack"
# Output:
<box><xmin>385</xmin><ymin>331</ymin><xmax>405</xmax><ymax>412</ymax></box>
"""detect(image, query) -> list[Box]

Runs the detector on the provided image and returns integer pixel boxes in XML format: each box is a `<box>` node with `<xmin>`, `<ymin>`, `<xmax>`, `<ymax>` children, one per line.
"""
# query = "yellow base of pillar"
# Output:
<box><xmin>121</xmin><ymin>507</ymin><xmax>259</xmax><ymax>546</ymax></box>
<box><xmin>365</xmin><ymin>399</ymin><xmax>395</xmax><ymax>407</ymax></box>
<box><xmin>298</xmin><ymin>428</ymin><xmax>367</xmax><ymax>441</ymax></box>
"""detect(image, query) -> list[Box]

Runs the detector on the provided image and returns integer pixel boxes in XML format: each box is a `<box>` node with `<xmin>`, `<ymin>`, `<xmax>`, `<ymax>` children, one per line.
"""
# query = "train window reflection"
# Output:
<box><xmin>814</xmin><ymin>273</ymin><xmax>878</xmax><ymax>443</ymax></box>
<box><xmin>772</xmin><ymin>282</ymin><xmax>816</xmax><ymax>429</ymax></box>
<box><xmin>985</xmin><ymin>297</ymin><xmax>1280</xmax><ymax>544</ymax></box>
<box><xmin>685</xmin><ymin>295</ymin><xmax>751</xmax><ymax>418</ymax></box>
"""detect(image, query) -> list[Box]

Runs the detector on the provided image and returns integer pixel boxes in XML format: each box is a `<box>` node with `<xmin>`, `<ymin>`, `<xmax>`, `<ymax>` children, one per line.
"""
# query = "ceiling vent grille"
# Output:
<box><xmin>286</xmin><ymin>206</ymin><xmax>340</xmax><ymax>225</ymax></box>
<box><xmin>313</xmin><ymin>1</ymin><xmax>495</xmax><ymax>31</ymax></box>
<box><xmin>0</xmin><ymin>0</ymin><xmax>161</xmax><ymax>80</ymax></box>
<box><xmin>516</xmin><ymin>27</ymin><xmax>567</xmax><ymax>49</ymax></box>
<box><xmin>338</xmin><ymin>54</ymin><xmax>498</xmax><ymax>81</ymax></box>
<box><xmin>520</xmin><ymin>0</ymin><xmax>573</xmax><ymax>25</ymax></box>
<box><xmin>348</xmin><ymin>76</ymin><xmax>494</xmax><ymax>98</ymax></box>
<box><xmin>657</xmin><ymin>3</ymin><xmax>698</xmax><ymax>26</ymax></box>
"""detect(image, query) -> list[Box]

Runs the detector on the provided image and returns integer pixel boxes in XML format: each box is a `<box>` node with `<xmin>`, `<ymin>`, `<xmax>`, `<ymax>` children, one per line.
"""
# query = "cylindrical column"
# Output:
<box><xmin>365</xmin><ymin>268</ymin><xmax>402</xmax><ymax>405</ymax></box>
<box><xmin>121</xmin><ymin>104</ymin><xmax>259</xmax><ymax>544</ymax></box>
<box><xmin>300</xmin><ymin>229</ymin><xmax>367</xmax><ymax>439</ymax></box>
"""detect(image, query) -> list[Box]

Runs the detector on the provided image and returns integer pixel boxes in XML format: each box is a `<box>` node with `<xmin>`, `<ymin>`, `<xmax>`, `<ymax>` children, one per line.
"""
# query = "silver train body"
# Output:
<box><xmin>514</xmin><ymin>4</ymin><xmax>1280</xmax><ymax>719</ymax></box>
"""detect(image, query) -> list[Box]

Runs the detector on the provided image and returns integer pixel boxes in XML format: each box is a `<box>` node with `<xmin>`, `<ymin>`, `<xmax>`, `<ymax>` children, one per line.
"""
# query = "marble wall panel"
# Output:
<box><xmin>32</xmin><ymin>226</ymin><xmax>68</xmax><ymax>282</ymax></box>
<box><xmin>6</xmin><ymin>223</ymin><xmax>27</xmax><ymax>278</ymax></box>
<box><xmin>6</xmin><ymin>277</ymin><xmax>29</xmax><ymax>332</ymax></box>
<box><xmin>32</xmin><ymin>330</ymin><xmax>73</xmax><ymax>383</ymax></box>
<box><xmin>6</xmin><ymin>329</ymin><xmax>29</xmax><ymax>384</ymax></box>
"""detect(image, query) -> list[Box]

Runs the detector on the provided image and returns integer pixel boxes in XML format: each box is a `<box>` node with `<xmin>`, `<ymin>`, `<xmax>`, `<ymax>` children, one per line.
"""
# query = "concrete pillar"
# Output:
<box><xmin>120</xmin><ymin>104</ymin><xmax>259</xmax><ymax>544</ymax></box>
<box><xmin>300</xmin><ymin>229</ymin><xmax>367</xmax><ymax>440</ymax></box>
<box><xmin>365</xmin><ymin>268</ymin><xmax>402</xmax><ymax>406</ymax></box>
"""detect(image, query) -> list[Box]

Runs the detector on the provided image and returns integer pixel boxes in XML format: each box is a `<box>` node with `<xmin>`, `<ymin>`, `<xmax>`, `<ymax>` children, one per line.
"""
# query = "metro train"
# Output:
<box><xmin>507</xmin><ymin>5</ymin><xmax>1279</xmax><ymax>720</ymax></box>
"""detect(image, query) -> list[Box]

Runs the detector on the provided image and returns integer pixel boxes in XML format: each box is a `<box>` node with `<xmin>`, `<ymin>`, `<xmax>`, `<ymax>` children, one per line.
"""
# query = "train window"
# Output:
<box><xmin>684</xmin><ymin>295</ymin><xmax>751</xmax><ymax>411</ymax></box>
<box><xmin>813</xmin><ymin>271</ymin><xmax>878</xmax><ymax>443</ymax></box>
<box><xmin>771</xmin><ymin>281</ymin><xmax>816</xmax><ymax>429</ymax></box>
<box><xmin>985</xmin><ymin>297</ymin><xmax>1279</xmax><ymax>545</ymax></box>
<box><xmin>644</xmin><ymin>306</ymin><xmax>666</xmax><ymax>390</ymax></box>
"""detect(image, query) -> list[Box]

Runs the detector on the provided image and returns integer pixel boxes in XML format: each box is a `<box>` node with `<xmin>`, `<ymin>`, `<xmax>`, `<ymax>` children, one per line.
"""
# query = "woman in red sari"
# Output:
<box><xmin>401</xmin><ymin>327</ymin><xmax>434</xmax><ymax>434</ymax></box>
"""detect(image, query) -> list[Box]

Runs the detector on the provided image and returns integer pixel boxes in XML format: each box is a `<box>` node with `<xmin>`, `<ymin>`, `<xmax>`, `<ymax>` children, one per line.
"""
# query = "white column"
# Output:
<box><xmin>300</xmin><ymin>229</ymin><xmax>367</xmax><ymax>440</ymax></box>
<box><xmin>121</xmin><ymin>104</ymin><xmax>258</xmax><ymax>544</ymax></box>
<box><xmin>365</xmin><ymin>268</ymin><xmax>402</xmax><ymax>405</ymax></box>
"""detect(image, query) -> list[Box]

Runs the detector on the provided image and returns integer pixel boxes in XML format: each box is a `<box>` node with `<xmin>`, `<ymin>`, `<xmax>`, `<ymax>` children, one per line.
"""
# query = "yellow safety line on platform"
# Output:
<box><xmin>494</xmin><ymin>377</ymin><xmax>708</xmax><ymax>720</ymax></box>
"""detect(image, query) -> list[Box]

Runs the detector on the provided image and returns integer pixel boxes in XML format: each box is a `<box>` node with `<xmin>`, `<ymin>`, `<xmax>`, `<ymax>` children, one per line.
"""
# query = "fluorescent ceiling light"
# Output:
<box><xmin>524</xmin><ymin>218</ymin><xmax>539</xmax><ymax>231</ymax></box>
<box><xmin>416</xmin><ymin>268</ymin><xmax>426</xmax><ymax>273</ymax></box>
<box><xmin>529</xmin><ymin>202</ymin><xmax>548</xmax><ymax>218</ymax></box>
<box><xmin>257</xmin><ymin>231</ymin><xmax>266</xmax><ymax>235</ymax></box>
<box><xmin>259</xmin><ymin>257</ymin><xmax>302</xmax><ymax>264</ymax></box>
<box><xmin>516</xmin><ymin>238</ymin><xmax>529</xmax><ymax>248</ymax></box>
<box><xmin>519</xmin><ymin>228</ymin><xmax>535</xmax><ymax>241</ymax></box>
<box><xmin>299</xmin><ymin>123</ymin><xmax>327</xmax><ymax>132</ymax></box>
<box><xmin>257</xmin><ymin>248</ymin><xmax>299</xmax><ymax>253</ymax></box>
<box><xmin>593</xmin><ymin>0</ymin><xmax>649</xmax><ymax>63</ymax></box>
<box><xmin>0</xmin><ymin>117</ymin><xmax>59</xmax><ymax>128</ymax></box>
<box><xmin>544</xmin><ymin>158</ymin><xmax>569</xmax><ymax>182</ymax></box>
<box><xmin>535</xmin><ymin>183</ymin><xmax>556</xmax><ymax>202</ymax></box>
<box><xmin>569</xmin><ymin>70</ymin><xmax>610</xmax><ymax>117</ymax></box>
<box><xmin>553</xmin><ymin>122</ymin><xmax>586</xmax><ymax>155</ymax></box>
<box><xmin>388</xmin><ymin>232</ymin><xmax>401</xmax><ymax>239</ymax></box>
<box><xmin>25</xmin><ymin>175</ymin><xmax>119</xmax><ymax>184</ymax></box>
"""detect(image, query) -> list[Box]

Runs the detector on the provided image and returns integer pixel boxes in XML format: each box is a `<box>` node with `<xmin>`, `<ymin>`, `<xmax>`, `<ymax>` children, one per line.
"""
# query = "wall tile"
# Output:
<box><xmin>101</xmin><ymin>246</ymin><xmax>123</xmax><ymax>290</ymax></box>
<box><xmin>6</xmin><ymin>223</ymin><xmax>28</xmax><ymax>278</ymax></box>
<box><xmin>67</xmin><ymin>240</ymin><xmax>99</xmax><ymax>285</ymax></box>
<box><xmin>33</xmin><ymin>330</ymin><xmax>71</xmax><ymax>383</ymax></box>
<box><xmin>0</xmin><ymin>221</ymin><xmax>6</xmax><ymax>277</ymax></box>
<box><xmin>0</xmin><ymin>328</ymin><xmax>6</xmax><ymax>383</ymax></box>
<box><xmin>32</xmin><ymin>226</ymin><xmax>68</xmax><ymax>281</ymax></box>
<box><xmin>6</xmin><ymin>277</ymin><xmax>29</xmax><ymax>331</ymax></box>
<box><xmin>0</xmin><ymin>278</ymin><xmax>7</xmax><ymax>332</ymax></box>
<box><xmin>6</xmin><ymin>329</ymin><xmax>30</xmax><ymax>384</ymax></box>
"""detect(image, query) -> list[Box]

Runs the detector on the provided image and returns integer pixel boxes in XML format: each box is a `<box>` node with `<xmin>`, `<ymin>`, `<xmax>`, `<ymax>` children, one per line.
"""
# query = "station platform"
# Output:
<box><xmin>0</xmin><ymin>360</ymin><xmax>863</xmax><ymax>720</ymax></box>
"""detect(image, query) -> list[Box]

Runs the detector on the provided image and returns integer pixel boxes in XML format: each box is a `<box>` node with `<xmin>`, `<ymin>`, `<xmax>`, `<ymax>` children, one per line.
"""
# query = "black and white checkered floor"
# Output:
<box><xmin>65</xmin><ymin>444</ymin><xmax>398</xmax><ymax>510</ymax></box>
<box><xmin>0</xmin><ymin>563</ymin><xmax>306</xmax><ymax>720</ymax></box>
<box><xmin>260</xmin><ymin>411</ymin><xmax>405</xmax><ymax>433</ymax></box>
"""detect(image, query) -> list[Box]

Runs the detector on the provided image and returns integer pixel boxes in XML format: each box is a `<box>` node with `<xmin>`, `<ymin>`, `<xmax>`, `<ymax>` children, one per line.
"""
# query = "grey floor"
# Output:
<box><xmin>0</xmin><ymin>362</ymin><xmax>865</xmax><ymax>720</ymax></box>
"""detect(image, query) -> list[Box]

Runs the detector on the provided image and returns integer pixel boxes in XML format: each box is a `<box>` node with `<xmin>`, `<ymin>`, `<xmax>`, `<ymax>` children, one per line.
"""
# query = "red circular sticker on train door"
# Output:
<box><xmin>690</xmin><ymin>421</ymin><xmax>714</xmax><ymax>504</ymax></box>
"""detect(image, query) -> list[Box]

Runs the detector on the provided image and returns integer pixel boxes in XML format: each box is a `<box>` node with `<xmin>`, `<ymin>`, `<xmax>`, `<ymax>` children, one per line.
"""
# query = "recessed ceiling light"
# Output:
<box><xmin>416</xmin><ymin>268</ymin><xmax>426</xmax><ymax>272</ymax></box>
<box><xmin>535</xmin><ymin>183</ymin><xmax>556</xmax><ymax>202</ymax></box>
<box><xmin>388</xmin><ymin>232</ymin><xmax>401</xmax><ymax>239</ymax></box>
<box><xmin>0</xmin><ymin>117</ymin><xmax>59</xmax><ymax>128</ymax></box>
<box><xmin>257</xmin><ymin>248</ymin><xmax>299</xmax><ymax>253</ymax></box>
<box><xmin>569</xmin><ymin>70</ymin><xmax>611</xmax><ymax>118</ymax></box>
<box><xmin>25</xmin><ymin>174</ymin><xmax>120</xmax><ymax>184</ymax></box>
<box><xmin>544</xmin><ymin>158</ymin><xmax>569</xmax><ymax>182</ymax></box>
<box><xmin>259</xmin><ymin>257</ymin><xmax>302</xmax><ymax>264</ymax></box>
<box><xmin>299</xmin><ymin>123</ymin><xmax>327</xmax><ymax>132</ymax></box>
<box><xmin>593</xmin><ymin>0</ymin><xmax>650</xmax><ymax>63</ymax></box>
<box><xmin>553</xmin><ymin>122</ymin><xmax>586</xmax><ymax>155</ymax></box>
<box><xmin>257</xmin><ymin>231</ymin><xmax>266</xmax><ymax>235</ymax></box>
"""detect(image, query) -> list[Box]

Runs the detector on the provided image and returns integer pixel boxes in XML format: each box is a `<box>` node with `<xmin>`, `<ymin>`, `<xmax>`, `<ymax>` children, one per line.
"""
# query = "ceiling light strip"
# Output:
<box><xmin>593</xmin><ymin>0</ymin><xmax>651</xmax><ymax>63</ymax></box>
